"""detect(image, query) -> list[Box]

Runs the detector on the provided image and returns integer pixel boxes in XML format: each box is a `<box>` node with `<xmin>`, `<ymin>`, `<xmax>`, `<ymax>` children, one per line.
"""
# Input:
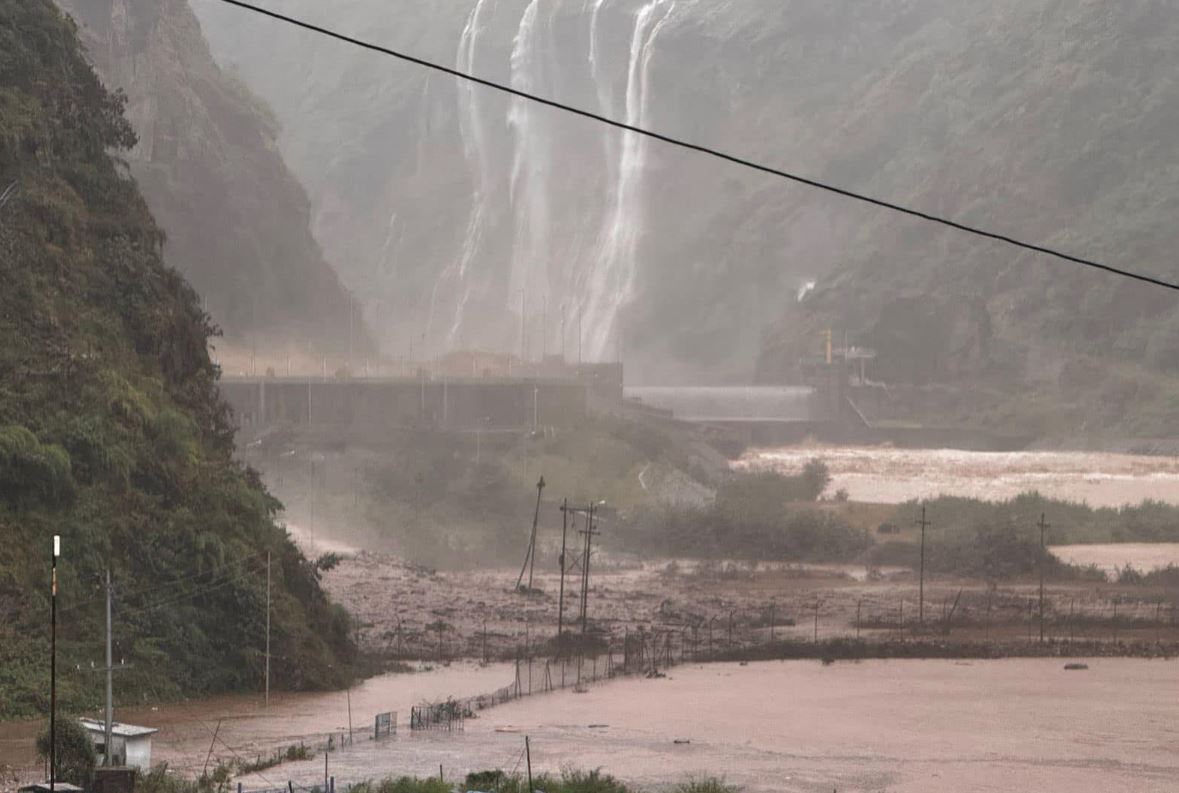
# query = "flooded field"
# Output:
<box><xmin>0</xmin><ymin>662</ymin><xmax>514</xmax><ymax>784</ymax></box>
<box><xmin>1050</xmin><ymin>543</ymin><xmax>1179</xmax><ymax>575</ymax></box>
<box><xmin>268</xmin><ymin>658</ymin><xmax>1179</xmax><ymax>793</ymax></box>
<box><xmin>740</xmin><ymin>446</ymin><xmax>1179</xmax><ymax>507</ymax></box>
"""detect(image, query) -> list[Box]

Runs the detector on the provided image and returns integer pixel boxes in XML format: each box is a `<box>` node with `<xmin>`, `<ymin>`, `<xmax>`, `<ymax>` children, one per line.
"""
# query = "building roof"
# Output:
<box><xmin>78</xmin><ymin>718</ymin><xmax>158</xmax><ymax>738</ymax></box>
<box><xmin>19</xmin><ymin>783</ymin><xmax>86</xmax><ymax>792</ymax></box>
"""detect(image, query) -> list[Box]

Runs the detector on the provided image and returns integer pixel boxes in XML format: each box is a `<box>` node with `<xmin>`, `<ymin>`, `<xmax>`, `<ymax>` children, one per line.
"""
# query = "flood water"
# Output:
<box><xmin>0</xmin><ymin>662</ymin><xmax>514</xmax><ymax>783</ymax></box>
<box><xmin>265</xmin><ymin>658</ymin><xmax>1179</xmax><ymax>793</ymax></box>
<box><xmin>741</xmin><ymin>446</ymin><xmax>1179</xmax><ymax>507</ymax></box>
<box><xmin>1049</xmin><ymin>543</ymin><xmax>1179</xmax><ymax>575</ymax></box>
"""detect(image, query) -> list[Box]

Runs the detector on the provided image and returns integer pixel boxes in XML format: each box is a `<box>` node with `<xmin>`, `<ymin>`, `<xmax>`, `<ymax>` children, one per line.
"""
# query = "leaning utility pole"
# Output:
<box><xmin>525</xmin><ymin>736</ymin><xmax>534</xmax><ymax>793</ymax></box>
<box><xmin>1038</xmin><ymin>513</ymin><xmax>1050</xmax><ymax>643</ymax></box>
<box><xmin>916</xmin><ymin>505</ymin><xmax>930</xmax><ymax>626</ymax></box>
<box><xmin>515</xmin><ymin>477</ymin><xmax>546</xmax><ymax>591</ymax></box>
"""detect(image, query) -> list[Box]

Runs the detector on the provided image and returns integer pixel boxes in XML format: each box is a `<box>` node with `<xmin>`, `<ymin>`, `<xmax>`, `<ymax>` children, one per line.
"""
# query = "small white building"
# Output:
<box><xmin>78</xmin><ymin>719</ymin><xmax>158</xmax><ymax>770</ymax></box>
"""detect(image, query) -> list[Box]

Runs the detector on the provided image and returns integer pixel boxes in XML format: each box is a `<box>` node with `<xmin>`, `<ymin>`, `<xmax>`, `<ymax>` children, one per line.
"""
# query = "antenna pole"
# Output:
<box><xmin>104</xmin><ymin>569</ymin><xmax>113</xmax><ymax>766</ymax></box>
<box><xmin>265</xmin><ymin>551</ymin><xmax>271</xmax><ymax>707</ymax></box>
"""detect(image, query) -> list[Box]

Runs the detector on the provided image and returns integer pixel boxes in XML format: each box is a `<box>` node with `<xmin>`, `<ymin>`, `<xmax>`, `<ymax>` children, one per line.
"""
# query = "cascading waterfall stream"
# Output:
<box><xmin>426</xmin><ymin>0</ymin><xmax>680</xmax><ymax>362</ymax></box>
<box><xmin>507</xmin><ymin>0</ymin><xmax>555</xmax><ymax>358</ymax></box>
<box><xmin>582</xmin><ymin>0</ymin><xmax>675</xmax><ymax>360</ymax></box>
<box><xmin>448</xmin><ymin>0</ymin><xmax>498</xmax><ymax>346</ymax></box>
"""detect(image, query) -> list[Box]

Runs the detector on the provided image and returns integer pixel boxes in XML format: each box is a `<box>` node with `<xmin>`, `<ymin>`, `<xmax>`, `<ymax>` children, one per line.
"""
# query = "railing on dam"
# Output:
<box><xmin>624</xmin><ymin>385</ymin><xmax>818</xmax><ymax>423</ymax></box>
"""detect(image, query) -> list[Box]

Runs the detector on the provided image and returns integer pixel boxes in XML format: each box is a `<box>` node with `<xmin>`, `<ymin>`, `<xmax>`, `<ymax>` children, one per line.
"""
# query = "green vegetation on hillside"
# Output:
<box><xmin>616</xmin><ymin>463</ymin><xmax>873</xmax><ymax>562</ymax></box>
<box><xmin>867</xmin><ymin>493</ymin><xmax>1179</xmax><ymax>579</ymax></box>
<box><xmin>0</xmin><ymin>0</ymin><xmax>353</xmax><ymax>719</ymax></box>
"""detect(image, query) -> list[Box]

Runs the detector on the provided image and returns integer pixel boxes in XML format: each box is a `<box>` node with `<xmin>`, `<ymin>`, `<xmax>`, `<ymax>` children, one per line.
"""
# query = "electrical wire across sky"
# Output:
<box><xmin>216</xmin><ymin>0</ymin><xmax>1179</xmax><ymax>293</ymax></box>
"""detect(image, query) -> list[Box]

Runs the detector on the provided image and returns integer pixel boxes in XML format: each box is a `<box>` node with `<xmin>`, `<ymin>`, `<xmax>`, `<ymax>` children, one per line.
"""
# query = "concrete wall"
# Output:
<box><xmin>218</xmin><ymin>376</ymin><xmax>588</xmax><ymax>438</ymax></box>
<box><xmin>123</xmin><ymin>737</ymin><xmax>152</xmax><ymax>771</ymax></box>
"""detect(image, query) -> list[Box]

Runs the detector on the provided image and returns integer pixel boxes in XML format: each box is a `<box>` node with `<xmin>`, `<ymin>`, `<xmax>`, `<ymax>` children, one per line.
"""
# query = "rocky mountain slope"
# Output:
<box><xmin>191</xmin><ymin>0</ymin><xmax>1179</xmax><ymax>421</ymax></box>
<box><xmin>0</xmin><ymin>0</ymin><xmax>353</xmax><ymax>718</ymax></box>
<box><xmin>56</xmin><ymin>0</ymin><xmax>369</xmax><ymax>366</ymax></box>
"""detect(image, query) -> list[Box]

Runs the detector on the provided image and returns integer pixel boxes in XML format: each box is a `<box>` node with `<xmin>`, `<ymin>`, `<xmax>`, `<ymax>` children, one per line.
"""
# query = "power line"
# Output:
<box><xmin>60</xmin><ymin>558</ymin><xmax>267</xmax><ymax>615</ymax></box>
<box><xmin>114</xmin><ymin>562</ymin><xmax>267</xmax><ymax>621</ymax></box>
<box><xmin>216</xmin><ymin>0</ymin><xmax>1179</xmax><ymax>293</ymax></box>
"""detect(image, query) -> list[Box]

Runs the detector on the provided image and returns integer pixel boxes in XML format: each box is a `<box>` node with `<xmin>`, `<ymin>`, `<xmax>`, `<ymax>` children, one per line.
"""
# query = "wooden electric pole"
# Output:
<box><xmin>916</xmin><ymin>505</ymin><xmax>930</xmax><ymax>626</ymax></box>
<box><xmin>515</xmin><ymin>477</ymin><xmax>546</xmax><ymax>592</ymax></box>
<box><xmin>1038</xmin><ymin>513</ymin><xmax>1050</xmax><ymax>643</ymax></box>
<box><xmin>557</xmin><ymin>499</ymin><xmax>568</xmax><ymax>641</ymax></box>
<box><xmin>579</xmin><ymin>503</ymin><xmax>601</xmax><ymax>636</ymax></box>
<box><xmin>525</xmin><ymin>736</ymin><xmax>533</xmax><ymax>793</ymax></box>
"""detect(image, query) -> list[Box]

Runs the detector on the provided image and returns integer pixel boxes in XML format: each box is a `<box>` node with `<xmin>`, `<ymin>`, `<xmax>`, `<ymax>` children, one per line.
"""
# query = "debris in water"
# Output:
<box><xmin>673</xmin><ymin>739</ymin><xmax>691</xmax><ymax>745</ymax></box>
<box><xmin>1064</xmin><ymin>663</ymin><xmax>1090</xmax><ymax>671</ymax></box>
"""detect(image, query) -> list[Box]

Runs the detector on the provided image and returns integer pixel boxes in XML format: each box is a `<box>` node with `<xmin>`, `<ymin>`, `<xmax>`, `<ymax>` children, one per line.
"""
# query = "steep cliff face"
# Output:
<box><xmin>0</xmin><ymin>0</ymin><xmax>354</xmax><ymax>718</ymax></box>
<box><xmin>192</xmin><ymin>0</ymin><xmax>1179</xmax><ymax>431</ymax></box>
<box><xmin>57</xmin><ymin>0</ymin><xmax>368</xmax><ymax>364</ymax></box>
<box><xmin>192</xmin><ymin>0</ymin><xmax>822</xmax><ymax>382</ymax></box>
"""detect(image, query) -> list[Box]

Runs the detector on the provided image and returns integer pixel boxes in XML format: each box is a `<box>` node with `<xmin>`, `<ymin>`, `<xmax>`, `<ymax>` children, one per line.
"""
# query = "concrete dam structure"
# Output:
<box><xmin>219</xmin><ymin>375</ymin><xmax>589</xmax><ymax>439</ymax></box>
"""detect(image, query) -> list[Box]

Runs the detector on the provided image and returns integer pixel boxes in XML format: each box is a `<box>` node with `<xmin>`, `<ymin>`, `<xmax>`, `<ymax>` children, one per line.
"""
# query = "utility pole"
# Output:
<box><xmin>515</xmin><ymin>477</ymin><xmax>545</xmax><ymax>592</ymax></box>
<box><xmin>916</xmin><ymin>505</ymin><xmax>930</xmax><ymax>626</ymax></box>
<box><xmin>542</xmin><ymin>295</ymin><xmax>548</xmax><ymax>361</ymax></box>
<box><xmin>579</xmin><ymin>504</ymin><xmax>601</xmax><ymax>636</ymax></box>
<box><xmin>51</xmin><ymin>535</ymin><xmax>59</xmax><ymax>792</ymax></box>
<box><xmin>104</xmin><ymin>569</ymin><xmax>113</xmax><ymax>766</ymax></box>
<box><xmin>557</xmin><ymin>499</ymin><xmax>568</xmax><ymax>641</ymax></box>
<box><xmin>520</xmin><ymin>289</ymin><xmax>527</xmax><ymax>363</ymax></box>
<box><xmin>1038</xmin><ymin>513</ymin><xmax>1050</xmax><ymax>643</ymax></box>
<box><xmin>265</xmin><ymin>551</ymin><xmax>271</xmax><ymax>707</ymax></box>
<box><xmin>525</xmin><ymin>736</ymin><xmax>533</xmax><ymax>793</ymax></box>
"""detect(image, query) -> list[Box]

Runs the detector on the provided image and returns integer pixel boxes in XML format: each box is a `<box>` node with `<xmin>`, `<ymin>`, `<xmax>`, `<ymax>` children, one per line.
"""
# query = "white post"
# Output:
<box><xmin>265</xmin><ymin>551</ymin><xmax>271</xmax><ymax>707</ymax></box>
<box><xmin>104</xmin><ymin>569</ymin><xmax>113</xmax><ymax>766</ymax></box>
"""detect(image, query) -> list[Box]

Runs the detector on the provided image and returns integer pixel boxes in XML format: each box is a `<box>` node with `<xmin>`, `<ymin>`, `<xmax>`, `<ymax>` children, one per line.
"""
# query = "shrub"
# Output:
<box><xmin>35</xmin><ymin>717</ymin><xmax>96</xmax><ymax>788</ymax></box>
<box><xmin>675</xmin><ymin>778</ymin><xmax>740</xmax><ymax>793</ymax></box>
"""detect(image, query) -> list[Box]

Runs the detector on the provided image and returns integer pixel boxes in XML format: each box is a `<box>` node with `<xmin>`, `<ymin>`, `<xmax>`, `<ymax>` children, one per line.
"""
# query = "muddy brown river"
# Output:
<box><xmin>10</xmin><ymin>659</ymin><xmax>1175</xmax><ymax>791</ymax></box>
<box><xmin>741</xmin><ymin>446</ymin><xmax>1179</xmax><ymax>507</ymax></box>
<box><xmin>241</xmin><ymin>658</ymin><xmax>1178</xmax><ymax>793</ymax></box>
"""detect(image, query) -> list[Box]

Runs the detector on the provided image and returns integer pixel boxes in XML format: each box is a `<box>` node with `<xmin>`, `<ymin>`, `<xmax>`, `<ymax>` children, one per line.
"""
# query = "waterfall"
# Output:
<box><xmin>507</xmin><ymin>0</ymin><xmax>554</xmax><ymax>356</ymax></box>
<box><xmin>588</xmin><ymin>0</ymin><xmax>614</xmax><ymax>116</ymax></box>
<box><xmin>582</xmin><ymin>0</ymin><xmax>674</xmax><ymax>360</ymax></box>
<box><xmin>448</xmin><ymin>0</ymin><xmax>497</xmax><ymax>346</ymax></box>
